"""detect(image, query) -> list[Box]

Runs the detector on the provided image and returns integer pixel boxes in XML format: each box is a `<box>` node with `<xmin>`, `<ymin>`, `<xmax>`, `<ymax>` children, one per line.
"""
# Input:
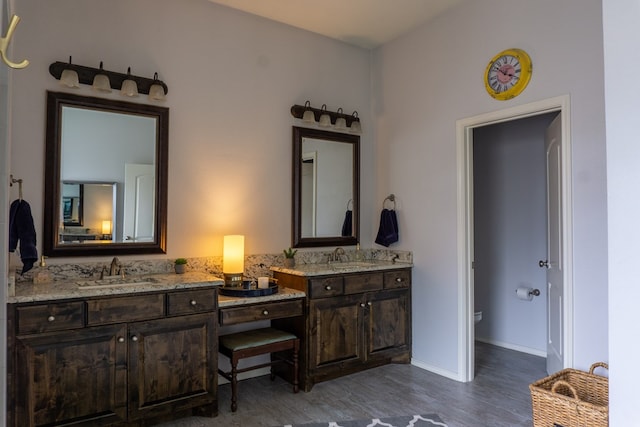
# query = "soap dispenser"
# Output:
<box><xmin>354</xmin><ymin>243</ymin><xmax>364</xmax><ymax>261</ymax></box>
<box><xmin>33</xmin><ymin>256</ymin><xmax>52</xmax><ymax>284</ymax></box>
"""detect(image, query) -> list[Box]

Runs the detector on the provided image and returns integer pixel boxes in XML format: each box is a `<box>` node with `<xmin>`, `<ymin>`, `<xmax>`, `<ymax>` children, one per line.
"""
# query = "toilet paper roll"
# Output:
<box><xmin>516</xmin><ymin>287</ymin><xmax>534</xmax><ymax>301</ymax></box>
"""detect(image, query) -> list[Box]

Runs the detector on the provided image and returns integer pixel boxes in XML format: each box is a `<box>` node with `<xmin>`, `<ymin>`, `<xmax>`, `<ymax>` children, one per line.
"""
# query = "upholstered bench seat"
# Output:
<box><xmin>218</xmin><ymin>327</ymin><xmax>299</xmax><ymax>412</ymax></box>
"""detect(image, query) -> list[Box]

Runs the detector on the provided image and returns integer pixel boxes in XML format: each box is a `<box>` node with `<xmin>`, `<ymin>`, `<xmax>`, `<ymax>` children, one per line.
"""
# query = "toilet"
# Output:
<box><xmin>474</xmin><ymin>311</ymin><xmax>483</xmax><ymax>324</ymax></box>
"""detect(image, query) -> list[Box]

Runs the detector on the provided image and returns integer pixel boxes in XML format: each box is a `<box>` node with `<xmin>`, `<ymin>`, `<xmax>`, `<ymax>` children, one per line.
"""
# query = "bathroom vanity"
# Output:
<box><xmin>271</xmin><ymin>261</ymin><xmax>412</xmax><ymax>391</ymax></box>
<box><xmin>6</xmin><ymin>273</ymin><xmax>222</xmax><ymax>427</ymax></box>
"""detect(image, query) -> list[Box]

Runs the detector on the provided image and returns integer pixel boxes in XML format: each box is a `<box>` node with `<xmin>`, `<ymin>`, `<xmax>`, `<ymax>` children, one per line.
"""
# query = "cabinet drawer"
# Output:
<box><xmin>344</xmin><ymin>273</ymin><xmax>383</xmax><ymax>294</ymax></box>
<box><xmin>309</xmin><ymin>277</ymin><xmax>344</xmax><ymax>299</ymax></box>
<box><xmin>167</xmin><ymin>289</ymin><xmax>217</xmax><ymax>316</ymax></box>
<box><xmin>219</xmin><ymin>299</ymin><xmax>303</xmax><ymax>325</ymax></box>
<box><xmin>384</xmin><ymin>270</ymin><xmax>411</xmax><ymax>289</ymax></box>
<box><xmin>87</xmin><ymin>294</ymin><xmax>165</xmax><ymax>325</ymax></box>
<box><xmin>17</xmin><ymin>302</ymin><xmax>84</xmax><ymax>334</ymax></box>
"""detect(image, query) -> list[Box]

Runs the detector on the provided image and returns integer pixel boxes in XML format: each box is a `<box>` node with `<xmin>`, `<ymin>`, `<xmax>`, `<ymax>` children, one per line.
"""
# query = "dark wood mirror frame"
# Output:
<box><xmin>292</xmin><ymin>126</ymin><xmax>360</xmax><ymax>248</ymax></box>
<box><xmin>43</xmin><ymin>91</ymin><xmax>169</xmax><ymax>257</ymax></box>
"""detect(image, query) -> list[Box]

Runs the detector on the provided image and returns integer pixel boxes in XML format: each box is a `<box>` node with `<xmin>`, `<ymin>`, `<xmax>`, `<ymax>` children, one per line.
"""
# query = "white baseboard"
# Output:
<box><xmin>411</xmin><ymin>358</ymin><xmax>463</xmax><ymax>382</ymax></box>
<box><xmin>475</xmin><ymin>337</ymin><xmax>547</xmax><ymax>358</ymax></box>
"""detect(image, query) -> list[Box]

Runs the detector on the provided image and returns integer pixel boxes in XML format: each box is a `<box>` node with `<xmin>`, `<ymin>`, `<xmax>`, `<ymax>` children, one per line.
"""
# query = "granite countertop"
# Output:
<box><xmin>8</xmin><ymin>271</ymin><xmax>224</xmax><ymax>304</ymax></box>
<box><xmin>218</xmin><ymin>286</ymin><xmax>305</xmax><ymax>307</ymax></box>
<box><xmin>270</xmin><ymin>260</ymin><xmax>412</xmax><ymax>277</ymax></box>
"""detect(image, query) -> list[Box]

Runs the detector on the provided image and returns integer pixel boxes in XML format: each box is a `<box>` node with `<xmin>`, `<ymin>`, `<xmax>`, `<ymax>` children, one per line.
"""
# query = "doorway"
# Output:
<box><xmin>455</xmin><ymin>96</ymin><xmax>574</xmax><ymax>382</ymax></box>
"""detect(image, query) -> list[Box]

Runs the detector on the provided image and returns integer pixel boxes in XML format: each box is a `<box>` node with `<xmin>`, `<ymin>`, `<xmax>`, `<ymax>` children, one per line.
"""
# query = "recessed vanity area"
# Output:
<box><xmin>6</xmin><ymin>66</ymin><xmax>411</xmax><ymax>426</ymax></box>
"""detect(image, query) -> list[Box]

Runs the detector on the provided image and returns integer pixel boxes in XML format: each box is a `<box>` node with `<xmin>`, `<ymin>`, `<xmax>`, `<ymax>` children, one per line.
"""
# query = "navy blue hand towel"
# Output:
<box><xmin>9</xmin><ymin>199</ymin><xmax>38</xmax><ymax>274</ymax></box>
<box><xmin>375</xmin><ymin>208</ymin><xmax>399</xmax><ymax>247</ymax></box>
<box><xmin>341</xmin><ymin>209</ymin><xmax>353</xmax><ymax>236</ymax></box>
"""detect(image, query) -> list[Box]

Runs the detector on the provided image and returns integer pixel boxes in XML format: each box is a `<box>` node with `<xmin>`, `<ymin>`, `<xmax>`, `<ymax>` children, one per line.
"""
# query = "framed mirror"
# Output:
<box><xmin>292</xmin><ymin>126</ymin><xmax>359</xmax><ymax>248</ymax></box>
<box><xmin>44</xmin><ymin>91</ymin><xmax>168</xmax><ymax>257</ymax></box>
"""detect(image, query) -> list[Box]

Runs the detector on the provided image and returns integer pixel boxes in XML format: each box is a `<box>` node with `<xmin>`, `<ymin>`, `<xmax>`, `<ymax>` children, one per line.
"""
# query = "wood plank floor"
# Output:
<box><xmin>155</xmin><ymin>342</ymin><xmax>546</xmax><ymax>427</ymax></box>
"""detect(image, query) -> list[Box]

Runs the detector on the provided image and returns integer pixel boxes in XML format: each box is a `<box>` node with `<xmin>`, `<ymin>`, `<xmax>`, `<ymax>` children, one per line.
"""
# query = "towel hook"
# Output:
<box><xmin>382</xmin><ymin>194</ymin><xmax>396</xmax><ymax>209</ymax></box>
<box><xmin>0</xmin><ymin>15</ymin><xmax>30</xmax><ymax>69</ymax></box>
<box><xmin>346</xmin><ymin>199</ymin><xmax>353</xmax><ymax>210</ymax></box>
<box><xmin>10</xmin><ymin>174</ymin><xmax>23</xmax><ymax>201</ymax></box>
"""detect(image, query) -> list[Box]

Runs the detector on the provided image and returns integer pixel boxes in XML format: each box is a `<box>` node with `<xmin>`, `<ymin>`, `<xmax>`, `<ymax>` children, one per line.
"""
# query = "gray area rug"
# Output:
<box><xmin>278</xmin><ymin>414</ymin><xmax>448</xmax><ymax>427</ymax></box>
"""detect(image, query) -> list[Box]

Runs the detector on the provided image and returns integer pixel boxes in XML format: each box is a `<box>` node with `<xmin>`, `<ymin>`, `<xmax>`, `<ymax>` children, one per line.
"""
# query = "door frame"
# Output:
<box><xmin>455</xmin><ymin>95</ymin><xmax>574</xmax><ymax>382</ymax></box>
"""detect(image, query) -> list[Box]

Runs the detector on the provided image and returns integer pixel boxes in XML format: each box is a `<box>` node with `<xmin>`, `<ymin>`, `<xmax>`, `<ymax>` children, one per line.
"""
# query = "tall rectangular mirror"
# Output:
<box><xmin>292</xmin><ymin>126</ymin><xmax>359</xmax><ymax>248</ymax></box>
<box><xmin>44</xmin><ymin>91</ymin><xmax>168</xmax><ymax>257</ymax></box>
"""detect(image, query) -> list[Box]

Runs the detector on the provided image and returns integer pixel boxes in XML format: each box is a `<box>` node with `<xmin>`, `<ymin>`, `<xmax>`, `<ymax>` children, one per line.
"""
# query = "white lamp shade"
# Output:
<box><xmin>223</xmin><ymin>235</ymin><xmax>245</xmax><ymax>274</ymax></box>
<box><xmin>335</xmin><ymin>117</ymin><xmax>347</xmax><ymax>130</ymax></box>
<box><xmin>60</xmin><ymin>69</ymin><xmax>80</xmax><ymax>88</ymax></box>
<box><xmin>318</xmin><ymin>113</ymin><xmax>331</xmax><ymax>127</ymax></box>
<box><xmin>92</xmin><ymin>74</ymin><xmax>112</xmax><ymax>92</ymax></box>
<box><xmin>120</xmin><ymin>79</ymin><xmax>139</xmax><ymax>97</ymax></box>
<box><xmin>149</xmin><ymin>83</ymin><xmax>166</xmax><ymax>101</ymax></box>
<box><xmin>302</xmin><ymin>109</ymin><xmax>315</xmax><ymax>123</ymax></box>
<box><xmin>101</xmin><ymin>220</ymin><xmax>112</xmax><ymax>234</ymax></box>
<box><xmin>350</xmin><ymin>120</ymin><xmax>362</xmax><ymax>133</ymax></box>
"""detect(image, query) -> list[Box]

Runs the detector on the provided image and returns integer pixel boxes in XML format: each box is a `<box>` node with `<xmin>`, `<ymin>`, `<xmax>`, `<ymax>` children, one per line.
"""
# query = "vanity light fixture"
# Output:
<box><xmin>349</xmin><ymin>111</ymin><xmax>361</xmax><ymax>133</ymax></box>
<box><xmin>290</xmin><ymin>102</ymin><xmax>362</xmax><ymax>133</ymax></box>
<box><xmin>223</xmin><ymin>235</ymin><xmax>245</xmax><ymax>287</ymax></box>
<box><xmin>92</xmin><ymin>61</ymin><xmax>111</xmax><ymax>93</ymax></box>
<box><xmin>318</xmin><ymin>104</ymin><xmax>331</xmax><ymax>127</ymax></box>
<box><xmin>49</xmin><ymin>59</ymin><xmax>168</xmax><ymax>99</ymax></box>
<box><xmin>302</xmin><ymin>101</ymin><xmax>315</xmax><ymax>123</ymax></box>
<box><xmin>148</xmin><ymin>73</ymin><xmax>166</xmax><ymax>101</ymax></box>
<box><xmin>59</xmin><ymin>56</ymin><xmax>80</xmax><ymax>89</ymax></box>
<box><xmin>120</xmin><ymin>67</ymin><xmax>139</xmax><ymax>97</ymax></box>
<box><xmin>334</xmin><ymin>108</ymin><xmax>347</xmax><ymax>130</ymax></box>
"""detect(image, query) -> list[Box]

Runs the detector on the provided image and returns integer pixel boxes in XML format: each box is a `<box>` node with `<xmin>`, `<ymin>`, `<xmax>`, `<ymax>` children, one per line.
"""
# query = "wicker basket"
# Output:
<box><xmin>529</xmin><ymin>362</ymin><xmax>608</xmax><ymax>427</ymax></box>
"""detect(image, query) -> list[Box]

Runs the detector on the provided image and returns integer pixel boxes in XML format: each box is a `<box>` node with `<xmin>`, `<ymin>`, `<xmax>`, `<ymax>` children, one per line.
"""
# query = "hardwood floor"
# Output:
<box><xmin>155</xmin><ymin>342</ymin><xmax>546</xmax><ymax>427</ymax></box>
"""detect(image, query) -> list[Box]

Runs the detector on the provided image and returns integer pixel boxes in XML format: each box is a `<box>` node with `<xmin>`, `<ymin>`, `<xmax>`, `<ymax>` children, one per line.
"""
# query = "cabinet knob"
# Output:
<box><xmin>262</xmin><ymin>310</ymin><xmax>269</xmax><ymax>316</ymax></box>
<box><xmin>367</xmin><ymin>301</ymin><xmax>372</xmax><ymax>306</ymax></box>
<box><xmin>396</xmin><ymin>277</ymin><xmax>403</xmax><ymax>283</ymax></box>
<box><xmin>47</xmin><ymin>315</ymin><xmax>55</xmax><ymax>322</ymax></box>
<box><xmin>131</xmin><ymin>336</ymin><xmax>138</xmax><ymax>342</ymax></box>
<box><xmin>190</xmin><ymin>300</ymin><xmax>197</xmax><ymax>306</ymax></box>
<box><xmin>325</xmin><ymin>285</ymin><xmax>332</xmax><ymax>290</ymax></box>
<box><xmin>118</xmin><ymin>337</ymin><xmax>125</xmax><ymax>343</ymax></box>
<box><xmin>360</xmin><ymin>303</ymin><xmax>365</xmax><ymax>307</ymax></box>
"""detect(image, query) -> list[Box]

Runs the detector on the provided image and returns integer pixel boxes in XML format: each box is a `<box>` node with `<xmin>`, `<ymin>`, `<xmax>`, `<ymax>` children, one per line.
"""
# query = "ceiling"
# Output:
<box><xmin>207</xmin><ymin>0</ymin><xmax>463</xmax><ymax>49</ymax></box>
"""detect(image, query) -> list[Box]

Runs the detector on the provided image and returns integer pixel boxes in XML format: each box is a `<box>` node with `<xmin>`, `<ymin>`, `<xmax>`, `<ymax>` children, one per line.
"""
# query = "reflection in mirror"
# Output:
<box><xmin>293</xmin><ymin>126</ymin><xmax>359</xmax><ymax>248</ymax></box>
<box><xmin>44</xmin><ymin>91</ymin><xmax>168</xmax><ymax>257</ymax></box>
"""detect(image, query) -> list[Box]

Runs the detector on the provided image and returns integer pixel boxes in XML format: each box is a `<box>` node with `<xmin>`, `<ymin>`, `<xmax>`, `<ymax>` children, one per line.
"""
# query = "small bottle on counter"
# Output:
<box><xmin>33</xmin><ymin>256</ymin><xmax>53</xmax><ymax>284</ymax></box>
<box><xmin>354</xmin><ymin>243</ymin><xmax>364</xmax><ymax>261</ymax></box>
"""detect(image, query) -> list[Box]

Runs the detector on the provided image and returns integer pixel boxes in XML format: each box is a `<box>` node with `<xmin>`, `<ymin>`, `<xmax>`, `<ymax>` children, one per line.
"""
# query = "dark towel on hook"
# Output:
<box><xmin>341</xmin><ymin>209</ymin><xmax>353</xmax><ymax>236</ymax></box>
<box><xmin>375</xmin><ymin>208</ymin><xmax>399</xmax><ymax>247</ymax></box>
<box><xmin>9</xmin><ymin>199</ymin><xmax>38</xmax><ymax>274</ymax></box>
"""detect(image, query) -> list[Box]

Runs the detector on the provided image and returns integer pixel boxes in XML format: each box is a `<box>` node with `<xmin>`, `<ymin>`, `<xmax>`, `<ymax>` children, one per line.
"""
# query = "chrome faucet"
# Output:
<box><xmin>329</xmin><ymin>247</ymin><xmax>345</xmax><ymax>263</ymax></box>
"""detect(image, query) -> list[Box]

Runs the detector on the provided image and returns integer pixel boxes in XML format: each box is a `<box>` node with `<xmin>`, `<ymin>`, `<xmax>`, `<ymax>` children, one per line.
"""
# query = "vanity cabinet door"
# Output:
<box><xmin>127</xmin><ymin>313</ymin><xmax>217</xmax><ymax>420</ymax></box>
<box><xmin>365</xmin><ymin>288</ymin><xmax>411</xmax><ymax>362</ymax></box>
<box><xmin>14</xmin><ymin>324</ymin><xmax>128</xmax><ymax>427</ymax></box>
<box><xmin>308</xmin><ymin>294</ymin><xmax>363</xmax><ymax>370</ymax></box>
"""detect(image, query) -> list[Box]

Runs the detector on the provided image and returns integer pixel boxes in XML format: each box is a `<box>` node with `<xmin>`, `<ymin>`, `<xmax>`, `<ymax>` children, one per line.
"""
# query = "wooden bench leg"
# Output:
<box><xmin>293</xmin><ymin>340</ymin><xmax>299</xmax><ymax>394</ymax></box>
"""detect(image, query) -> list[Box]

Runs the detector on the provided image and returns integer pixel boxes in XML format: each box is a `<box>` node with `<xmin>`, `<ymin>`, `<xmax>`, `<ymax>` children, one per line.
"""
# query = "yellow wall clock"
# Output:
<box><xmin>484</xmin><ymin>48</ymin><xmax>532</xmax><ymax>100</ymax></box>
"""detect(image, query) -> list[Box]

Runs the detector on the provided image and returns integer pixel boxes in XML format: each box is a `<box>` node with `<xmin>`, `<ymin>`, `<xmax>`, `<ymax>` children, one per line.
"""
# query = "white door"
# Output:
<box><xmin>123</xmin><ymin>164</ymin><xmax>155</xmax><ymax>242</ymax></box>
<box><xmin>544</xmin><ymin>114</ymin><xmax>564</xmax><ymax>375</ymax></box>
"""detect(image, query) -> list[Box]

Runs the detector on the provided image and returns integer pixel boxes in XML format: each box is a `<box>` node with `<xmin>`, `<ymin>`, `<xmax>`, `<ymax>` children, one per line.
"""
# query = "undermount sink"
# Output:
<box><xmin>330</xmin><ymin>261</ymin><xmax>376</xmax><ymax>270</ymax></box>
<box><xmin>77</xmin><ymin>276</ymin><xmax>159</xmax><ymax>289</ymax></box>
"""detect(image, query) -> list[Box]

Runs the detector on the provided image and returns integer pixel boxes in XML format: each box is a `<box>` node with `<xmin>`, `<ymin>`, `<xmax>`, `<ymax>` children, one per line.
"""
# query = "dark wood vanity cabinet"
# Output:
<box><xmin>7</xmin><ymin>288</ymin><xmax>218</xmax><ymax>427</ymax></box>
<box><xmin>273</xmin><ymin>268</ymin><xmax>411</xmax><ymax>391</ymax></box>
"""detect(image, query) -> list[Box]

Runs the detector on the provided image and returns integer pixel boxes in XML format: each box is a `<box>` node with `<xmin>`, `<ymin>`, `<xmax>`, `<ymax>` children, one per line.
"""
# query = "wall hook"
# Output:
<box><xmin>0</xmin><ymin>15</ymin><xmax>29</xmax><ymax>69</ymax></box>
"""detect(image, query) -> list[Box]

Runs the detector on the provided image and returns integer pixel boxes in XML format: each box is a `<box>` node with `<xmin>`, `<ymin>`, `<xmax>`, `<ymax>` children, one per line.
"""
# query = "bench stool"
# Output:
<box><xmin>218</xmin><ymin>327</ymin><xmax>299</xmax><ymax>412</ymax></box>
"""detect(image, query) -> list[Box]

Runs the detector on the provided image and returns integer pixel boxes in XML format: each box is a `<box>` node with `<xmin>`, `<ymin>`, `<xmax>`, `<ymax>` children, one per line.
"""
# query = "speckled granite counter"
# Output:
<box><xmin>218</xmin><ymin>286</ymin><xmax>305</xmax><ymax>307</ymax></box>
<box><xmin>8</xmin><ymin>271</ymin><xmax>224</xmax><ymax>304</ymax></box>
<box><xmin>270</xmin><ymin>260</ymin><xmax>412</xmax><ymax>277</ymax></box>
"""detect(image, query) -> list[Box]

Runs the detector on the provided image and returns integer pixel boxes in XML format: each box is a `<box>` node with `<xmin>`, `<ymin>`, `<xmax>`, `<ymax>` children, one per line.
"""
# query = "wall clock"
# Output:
<box><xmin>484</xmin><ymin>48</ymin><xmax>532</xmax><ymax>100</ymax></box>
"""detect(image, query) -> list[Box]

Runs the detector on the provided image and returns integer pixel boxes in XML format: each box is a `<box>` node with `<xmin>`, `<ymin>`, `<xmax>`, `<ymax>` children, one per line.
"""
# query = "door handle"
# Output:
<box><xmin>538</xmin><ymin>260</ymin><xmax>549</xmax><ymax>268</ymax></box>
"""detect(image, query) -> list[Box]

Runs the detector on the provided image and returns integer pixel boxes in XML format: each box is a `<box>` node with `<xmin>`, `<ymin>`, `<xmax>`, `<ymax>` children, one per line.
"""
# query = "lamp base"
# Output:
<box><xmin>224</xmin><ymin>273</ymin><xmax>243</xmax><ymax>287</ymax></box>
